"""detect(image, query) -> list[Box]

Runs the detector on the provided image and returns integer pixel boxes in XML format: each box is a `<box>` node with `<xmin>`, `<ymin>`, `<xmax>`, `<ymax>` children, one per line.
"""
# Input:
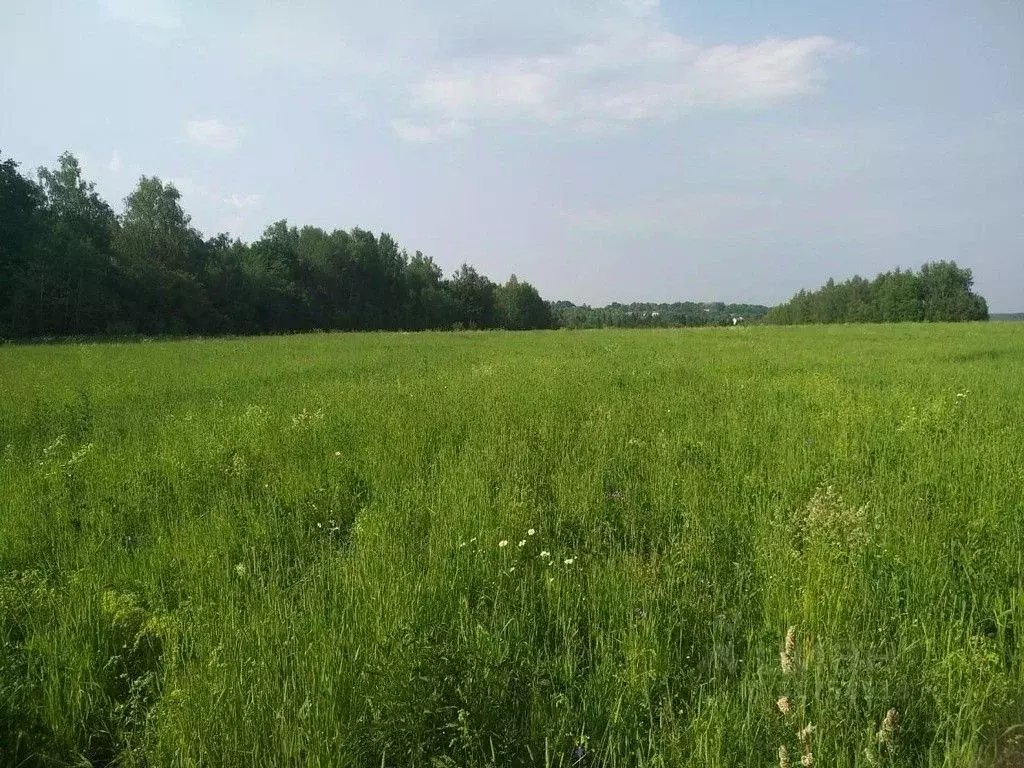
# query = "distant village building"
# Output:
<box><xmin>731</xmin><ymin>316</ymin><xmax>745</xmax><ymax>326</ymax></box>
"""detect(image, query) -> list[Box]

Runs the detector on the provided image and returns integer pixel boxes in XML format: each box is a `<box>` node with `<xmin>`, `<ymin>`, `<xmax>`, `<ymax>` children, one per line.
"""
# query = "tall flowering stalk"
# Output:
<box><xmin>776</xmin><ymin>626</ymin><xmax>812</xmax><ymax>766</ymax></box>
<box><xmin>865</xmin><ymin>708</ymin><xmax>900</xmax><ymax>765</ymax></box>
<box><xmin>780</xmin><ymin>626</ymin><xmax>797</xmax><ymax>675</ymax></box>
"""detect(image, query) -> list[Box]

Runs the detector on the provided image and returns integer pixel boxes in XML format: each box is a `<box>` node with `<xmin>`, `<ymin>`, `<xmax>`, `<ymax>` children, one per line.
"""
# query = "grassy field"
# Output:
<box><xmin>1</xmin><ymin>324</ymin><xmax>1022</xmax><ymax>767</ymax></box>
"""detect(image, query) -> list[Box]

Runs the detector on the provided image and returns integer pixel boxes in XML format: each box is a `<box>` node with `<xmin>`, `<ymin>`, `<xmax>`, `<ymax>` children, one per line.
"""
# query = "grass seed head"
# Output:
<box><xmin>798</xmin><ymin>723</ymin><xmax>816</xmax><ymax>743</ymax></box>
<box><xmin>877</xmin><ymin>708</ymin><xmax>898</xmax><ymax>748</ymax></box>
<box><xmin>802</xmin><ymin>484</ymin><xmax>870</xmax><ymax>551</ymax></box>
<box><xmin>780</xmin><ymin>626</ymin><xmax>797</xmax><ymax>674</ymax></box>
<box><xmin>797</xmin><ymin>723</ymin><xmax>815</xmax><ymax>767</ymax></box>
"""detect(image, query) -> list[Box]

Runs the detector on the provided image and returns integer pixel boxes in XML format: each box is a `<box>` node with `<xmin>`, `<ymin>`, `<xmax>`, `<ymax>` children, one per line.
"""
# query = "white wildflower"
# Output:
<box><xmin>499</xmin><ymin>539</ymin><xmax>508</xmax><ymax>548</ymax></box>
<box><xmin>527</xmin><ymin>528</ymin><xmax>536</xmax><ymax>536</ymax></box>
<box><xmin>540</xmin><ymin>550</ymin><xmax>551</xmax><ymax>559</ymax></box>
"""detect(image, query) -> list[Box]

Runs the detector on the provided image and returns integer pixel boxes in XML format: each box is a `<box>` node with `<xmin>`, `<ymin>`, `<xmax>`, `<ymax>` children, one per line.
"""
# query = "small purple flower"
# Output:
<box><xmin>571</xmin><ymin>744</ymin><xmax>587</xmax><ymax>763</ymax></box>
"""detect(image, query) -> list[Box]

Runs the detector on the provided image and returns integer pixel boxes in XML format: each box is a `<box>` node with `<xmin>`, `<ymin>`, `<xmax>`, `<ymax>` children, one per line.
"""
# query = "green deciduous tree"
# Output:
<box><xmin>765</xmin><ymin>262</ymin><xmax>988</xmax><ymax>325</ymax></box>
<box><xmin>405</xmin><ymin>251</ymin><xmax>449</xmax><ymax>330</ymax></box>
<box><xmin>113</xmin><ymin>176</ymin><xmax>215</xmax><ymax>334</ymax></box>
<box><xmin>919</xmin><ymin>261</ymin><xmax>988</xmax><ymax>321</ymax></box>
<box><xmin>446</xmin><ymin>265</ymin><xmax>497</xmax><ymax>330</ymax></box>
<box><xmin>11</xmin><ymin>152</ymin><xmax>120</xmax><ymax>335</ymax></box>
<box><xmin>495</xmin><ymin>274</ymin><xmax>555</xmax><ymax>330</ymax></box>
<box><xmin>0</xmin><ymin>152</ymin><xmax>46</xmax><ymax>335</ymax></box>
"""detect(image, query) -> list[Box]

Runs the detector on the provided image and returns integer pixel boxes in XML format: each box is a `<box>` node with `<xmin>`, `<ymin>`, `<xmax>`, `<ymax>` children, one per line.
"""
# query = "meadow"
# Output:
<box><xmin>1</xmin><ymin>324</ymin><xmax>1021</xmax><ymax>767</ymax></box>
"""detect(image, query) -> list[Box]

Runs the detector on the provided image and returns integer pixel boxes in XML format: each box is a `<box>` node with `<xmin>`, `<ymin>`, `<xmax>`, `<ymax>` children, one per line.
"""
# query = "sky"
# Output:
<box><xmin>1</xmin><ymin>0</ymin><xmax>1022</xmax><ymax>310</ymax></box>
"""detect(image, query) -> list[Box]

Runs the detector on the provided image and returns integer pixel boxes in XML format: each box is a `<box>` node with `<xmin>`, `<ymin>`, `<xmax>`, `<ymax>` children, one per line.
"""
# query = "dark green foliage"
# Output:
<box><xmin>0</xmin><ymin>150</ymin><xmax>556</xmax><ymax>339</ymax></box>
<box><xmin>495</xmin><ymin>274</ymin><xmax>555</xmax><ymax>330</ymax></box>
<box><xmin>446</xmin><ymin>264</ymin><xmax>498</xmax><ymax>330</ymax></box>
<box><xmin>0</xmin><ymin>154</ymin><xmax>46</xmax><ymax>334</ymax></box>
<box><xmin>2</xmin><ymin>152</ymin><xmax>121</xmax><ymax>336</ymax></box>
<box><xmin>764</xmin><ymin>263</ymin><xmax>989</xmax><ymax>324</ymax></box>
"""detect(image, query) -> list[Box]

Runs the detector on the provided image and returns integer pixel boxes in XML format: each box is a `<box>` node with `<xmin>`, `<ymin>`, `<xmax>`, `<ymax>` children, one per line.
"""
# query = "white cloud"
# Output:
<box><xmin>184</xmin><ymin>119</ymin><xmax>244</xmax><ymax>150</ymax></box>
<box><xmin>224</xmin><ymin>193</ymin><xmax>262</xmax><ymax>209</ymax></box>
<box><xmin>108</xmin><ymin>150</ymin><xmax>123</xmax><ymax>172</ymax></box>
<box><xmin>99</xmin><ymin>0</ymin><xmax>181</xmax><ymax>29</ymax></box>
<box><xmin>233</xmin><ymin>1</ymin><xmax>854</xmax><ymax>140</ymax></box>
<box><xmin>407</xmin><ymin>34</ymin><xmax>851</xmax><ymax>132</ymax></box>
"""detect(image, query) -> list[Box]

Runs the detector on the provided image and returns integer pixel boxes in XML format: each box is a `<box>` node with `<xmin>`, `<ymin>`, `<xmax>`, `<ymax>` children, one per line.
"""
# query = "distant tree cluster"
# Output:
<box><xmin>763</xmin><ymin>263</ymin><xmax>989</xmax><ymax>324</ymax></box>
<box><xmin>552</xmin><ymin>301</ymin><xmax>770</xmax><ymax>328</ymax></box>
<box><xmin>0</xmin><ymin>150</ymin><xmax>554</xmax><ymax>339</ymax></box>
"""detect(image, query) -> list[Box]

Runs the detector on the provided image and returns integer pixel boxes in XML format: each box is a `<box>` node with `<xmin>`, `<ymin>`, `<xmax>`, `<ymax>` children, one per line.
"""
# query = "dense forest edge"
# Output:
<box><xmin>0</xmin><ymin>150</ymin><xmax>557</xmax><ymax>339</ymax></box>
<box><xmin>763</xmin><ymin>263</ymin><xmax>989</xmax><ymax>324</ymax></box>
<box><xmin>2</xmin><ymin>149</ymin><xmax>992</xmax><ymax>342</ymax></box>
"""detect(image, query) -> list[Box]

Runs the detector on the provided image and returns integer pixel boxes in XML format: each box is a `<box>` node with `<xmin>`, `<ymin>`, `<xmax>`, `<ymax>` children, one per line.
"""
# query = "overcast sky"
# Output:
<box><xmin>2</xmin><ymin>0</ymin><xmax>1021</xmax><ymax>310</ymax></box>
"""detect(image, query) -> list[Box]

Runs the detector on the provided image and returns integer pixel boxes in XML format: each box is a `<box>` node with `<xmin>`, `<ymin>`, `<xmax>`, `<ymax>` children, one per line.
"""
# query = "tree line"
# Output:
<box><xmin>0</xmin><ymin>150</ymin><xmax>554</xmax><ymax>339</ymax></box>
<box><xmin>552</xmin><ymin>301</ymin><xmax>769</xmax><ymax>328</ymax></box>
<box><xmin>2</xmin><ymin>149</ymin><xmax>993</xmax><ymax>340</ymax></box>
<box><xmin>763</xmin><ymin>263</ymin><xmax>989</xmax><ymax>324</ymax></box>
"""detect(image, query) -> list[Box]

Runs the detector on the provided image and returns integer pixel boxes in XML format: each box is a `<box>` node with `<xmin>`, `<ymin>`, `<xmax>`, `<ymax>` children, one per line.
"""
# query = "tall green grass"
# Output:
<box><xmin>1</xmin><ymin>324</ymin><xmax>1022</xmax><ymax>767</ymax></box>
